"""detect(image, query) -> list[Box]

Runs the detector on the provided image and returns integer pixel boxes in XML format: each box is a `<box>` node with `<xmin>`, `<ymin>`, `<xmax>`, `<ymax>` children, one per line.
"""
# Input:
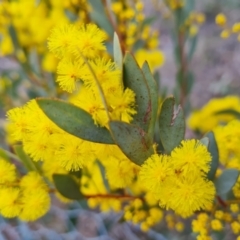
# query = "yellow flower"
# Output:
<box><xmin>57</xmin><ymin>58</ymin><xmax>84</xmax><ymax>93</ymax></box>
<box><xmin>106</xmin><ymin>156</ymin><xmax>139</xmax><ymax>188</ymax></box>
<box><xmin>166</xmin><ymin>175</ymin><xmax>215</xmax><ymax>218</ymax></box>
<box><xmin>108</xmin><ymin>88</ymin><xmax>137</xmax><ymax>123</ymax></box>
<box><xmin>75</xmin><ymin>23</ymin><xmax>107</xmax><ymax>59</ymax></box>
<box><xmin>171</xmin><ymin>139</ymin><xmax>212</xmax><ymax>175</ymax></box>
<box><xmin>0</xmin><ymin>159</ymin><xmax>17</xmax><ymax>184</ymax></box>
<box><xmin>215</xmin><ymin>13</ymin><xmax>227</xmax><ymax>26</ymax></box>
<box><xmin>135</xmin><ymin>49</ymin><xmax>165</xmax><ymax>71</ymax></box>
<box><xmin>48</xmin><ymin>24</ymin><xmax>79</xmax><ymax>59</ymax></box>
<box><xmin>81</xmin><ymin>58</ymin><xmax>121</xmax><ymax>89</ymax></box>
<box><xmin>211</xmin><ymin>219</ymin><xmax>223</xmax><ymax>231</ymax></box>
<box><xmin>139</xmin><ymin>154</ymin><xmax>173</xmax><ymax>196</ymax></box>
<box><xmin>19</xmin><ymin>189</ymin><xmax>50</xmax><ymax>221</ymax></box>
<box><xmin>20</xmin><ymin>172</ymin><xmax>48</xmax><ymax>192</ymax></box>
<box><xmin>56</xmin><ymin>134</ymin><xmax>95</xmax><ymax>171</ymax></box>
<box><xmin>0</xmin><ymin>187</ymin><xmax>21</xmax><ymax>218</ymax></box>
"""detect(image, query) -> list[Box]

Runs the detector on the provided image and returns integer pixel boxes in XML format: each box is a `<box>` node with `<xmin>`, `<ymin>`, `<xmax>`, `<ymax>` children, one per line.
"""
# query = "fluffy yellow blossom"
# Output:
<box><xmin>139</xmin><ymin>154</ymin><xmax>173</xmax><ymax>196</ymax></box>
<box><xmin>0</xmin><ymin>159</ymin><xmax>17</xmax><ymax>184</ymax></box>
<box><xmin>48</xmin><ymin>24</ymin><xmax>79</xmax><ymax>59</ymax></box>
<box><xmin>74</xmin><ymin>24</ymin><xmax>107</xmax><ymax>59</ymax></box>
<box><xmin>20</xmin><ymin>172</ymin><xmax>48</xmax><ymax>192</ymax></box>
<box><xmin>171</xmin><ymin>139</ymin><xmax>212</xmax><ymax>175</ymax></box>
<box><xmin>166</xmin><ymin>175</ymin><xmax>215</xmax><ymax>218</ymax></box>
<box><xmin>106</xmin><ymin>155</ymin><xmax>139</xmax><ymax>188</ymax></box>
<box><xmin>19</xmin><ymin>189</ymin><xmax>50</xmax><ymax>221</ymax></box>
<box><xmin>0</xmin><ymin>187</ymin><xmax>21</xmax><ymax>218</ymax></box>
<box><xmin>81</xmin><ymin>58</ymin><xmax>121</xmax><ymax>89</ymax></box>
<box><xmin>56</xmin><ymin>58</ymin><xmax>85</xmax><ymax>93</ymax></box>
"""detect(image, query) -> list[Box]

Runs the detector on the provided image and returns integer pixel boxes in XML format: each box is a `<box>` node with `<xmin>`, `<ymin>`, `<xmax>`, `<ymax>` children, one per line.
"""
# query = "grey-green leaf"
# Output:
<box><xmin>13</xmin><ymin>145</ymin><xmax>37</xmax><ymax>171</ymax></box>
<box><xmin>205</xmin><ymin>132</ymin><xmax>219</xmax><ymax>180</ymax></box>
<box><xmin>159</xmin><ymin>96</ymin><xmax>185</xmax><ymax>154</ymax></box>
<box><xmin>200</xmin><ymin>137</ymin><xmax>209</xmax><ymax>148</ymax></box>
<box><xmin>88</xmin><ymin>0</ymin><xmax>113</xmax><ymax>36</ymax></box>
<box><xmin>215</xmin><ymin>169</ymin><xmax>239</xmax><ymax>196</ymax></box>
<box><xmin>36</xmin><ymin>98</ymin><xmax>114</xmax><ymax>144</ymax></box>
<box><xmin>123</xmin><ymin>53</ymin><xmax>151</xmax><ymax>132</ymax></box>
<box><xmin>142</xmin><ymin>62</ymin><xmax>158</xmax><ymax>138</ymax></box>
<box><xmin>53</xmin><ymin>174</ymin><xmax>84</xmax><ymax>200</ymax></box>
<box><xmin>113</xmin><ymin>32</ymin><xmax>123</xmax><ymax>69</ymax></box>
<box><xmin>109</xmin><ymin>121</ymin><xmax>154</xmax><ymax>166</ymax></box>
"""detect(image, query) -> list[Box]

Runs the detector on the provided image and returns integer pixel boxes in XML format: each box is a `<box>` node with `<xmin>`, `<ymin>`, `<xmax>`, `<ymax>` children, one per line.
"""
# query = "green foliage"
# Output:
<box><xmin>159</xmin><ymin>96</ymin><xmax>185</xmax><ymax>154</ymax></box>
<box><xmin>109</xmin><ymin>121</ymin><xmax>154</xmax><ymax>165</ymax></box>
<box><xmin>205</xmin><ymin>132</ymin><xmax>219</xmax><ymax>181</ymax></box>
<box><xmin>215</xmin><ymin>169</ymin><xmax>239</xmax><ymax>196</ymax></box>
<box><xmin>13</xmin><ymin>145</ymin><xmax>38</xmax><ymax>171</ymax></box>
<box><xmin>53</xmin><ymin>174</ymin><xmax>84</xmax><ymax>200</ymax></box>
<box><xmin>142</xmin><ymin>62</ymin><xmax>159</xmax><ymax>138</ymax></box>
<box><xmin>123</xmin><ymin>53</ymin><xmax>151</xmax><ymax>133</ymax></box>
<box><xmin>113</xmin><ymin>32</ymin><xmax>123</xmax><ymax>69</ymax></box>
<box><xmin>36</xmin><ymin>98</ymin><xmax>114</xmax><ymax>144</ymax></box>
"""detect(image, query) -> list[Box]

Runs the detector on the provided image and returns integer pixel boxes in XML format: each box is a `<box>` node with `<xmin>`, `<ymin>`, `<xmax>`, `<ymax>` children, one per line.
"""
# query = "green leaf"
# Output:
<box><xmin>159</xmin><ymin>96</ymin><xmax>185</xmax><ymax>154</ymax></box>
<box><xmin>205</xmin><ymin>132</ymin><xmax>219</xmax><ymax>180</ymax></box>
<box><xmin>13</xmin><ymin>145</ymin><xmax>37</xmax><ymax>171</ymax></box>
<box><xmin>109</xmin><ymin>121</ymin><xmax>154</xmax><ymax>166</ymax></box>
<box><xmin>214</xmin><ymin>109</ymin><xmax>240</xmax><ymax>119</ymax></box>
<box><xmin>53</xmin><ymin>174</ymin><xmax>84</xmax><ymax>200</ymax></box>
<box><xmin>123</xmin><ymin>53</ymin><xmax>151</xmax><ymax>132</ymax></box>
<box><xmin>0</xmin><ymin>148</ymin><xmax>10</xmax><ymax>162</ymax></box>
<box><xmin>200</xmin><ymin>137</ymin><xmax>209</xmax><ymax>148</ymax></box>
<box><xmin>88</xmin><ymin>0</ymin><xmax>113</xmax><ymax>36</ymax></box>
<box><xmin>142</xmin><ymin>62</ymin><xmax>158</xmax><ymax>138</ymax></box>
<box><xmin>113</xmin><ymin>32</ymin><xmax>123</xmax><ymax>69</ymax></box>
<box><xmin>36</xmin><ymin>98</ymin><xmax>114</xmax><ymax>144</ymax></box>
<box><xmin>95</xmin><ymin>160</ymin><xmax>110</xmax><ymax>192</ymax></box>
<box><xmin>215</xmin><ymin>169</ymin><xmax>239</xmax><ymax>196</ymax></box>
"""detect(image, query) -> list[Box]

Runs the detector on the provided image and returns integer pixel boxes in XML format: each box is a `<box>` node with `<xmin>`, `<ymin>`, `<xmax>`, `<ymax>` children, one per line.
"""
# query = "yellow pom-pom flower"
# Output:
<box><xmin>139</xmin><ymin>154</ymin><xmax>173</xmax><ymax>196</ymax></box>
<box><xmin>57</xmin><ymin>58</ymin><xmax>84</xmax><ymax>93</ymax></box>
<box><xmin>166</xmin><ymin>175</ymin><xmax>215</xmax><ymax>218</ymax></box>
<box><xmin>48</xmin><ymin>24</ymin><xmax>79</xmax><ymax>59</ymax></box>
<box><xmin>19</xmin><ymin>189</ymin><xmax>50</xmax><ymax>221</ymax></box>
<box><xmin>171</xmin><ymin>139</ymin><xmax>212</xmax><ymax>176</ymax></box>
<box><xmin>20</xmin><ymin>172</ymin><xmax>48</xmax><ymax>192</ymax></box>
<box><xmin>0</xmin><ymin>159</ymin><xmax>17</xmax><ymax>184</ymax></box>
<box><xmin>0</xmin><ymin>187</ymin><xmax>21</xmax><ymax>218</ymax></box>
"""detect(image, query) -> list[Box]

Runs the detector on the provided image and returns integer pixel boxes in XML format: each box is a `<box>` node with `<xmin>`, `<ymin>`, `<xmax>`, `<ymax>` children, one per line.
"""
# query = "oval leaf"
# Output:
<box><xmin>205</xmin><ymin>132</ymin><xmax>219</xmax><ymax>180</ymax></box>
<box><xmin>36</xmin><ymin>98</ymin><xmax>114</xmax><ymax>144</ymax></box>
<box><xmin>215</xmin><ymin>169</ymin><xmax>239</xmax><ymax>196</ymax></box>
<box><xmin>53</xmin><ymin>174</ymin><xmax>83</xmax><ymax>200</ymax></box>
<box><xmin>159</xmin><ymin>96</ymin><xmax>185</xmax><ymax>154</ymax></box>
<box><xmin>113</xmin><ymin>32</ymin><xmax>123</xmax><ymax>69</ymax></box>
<box><xmin>123</xmin><ymin>53</ymin><xmax>151</xmax><ymax>132</ymax></box>
<box><xmin>200</xmin><ymin>137</ymin><xmax>209</xmax><ymax>148</ymax></box>
<box><xmin>109</xmin><ymin>121</ymin><xmax>154</xmax><ymax>166</ymax></box>
<box><xmin>142</xmin><ymin>62</ymin><xmax>158</xmax><ymax>138</ymax></box>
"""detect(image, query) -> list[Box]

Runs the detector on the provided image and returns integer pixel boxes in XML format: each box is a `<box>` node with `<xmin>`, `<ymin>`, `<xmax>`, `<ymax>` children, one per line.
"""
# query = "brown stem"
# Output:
<box><xmin>217</xmin><ymin>196</ymin><xmax>228</xmax><ymax>208</ymax></box>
